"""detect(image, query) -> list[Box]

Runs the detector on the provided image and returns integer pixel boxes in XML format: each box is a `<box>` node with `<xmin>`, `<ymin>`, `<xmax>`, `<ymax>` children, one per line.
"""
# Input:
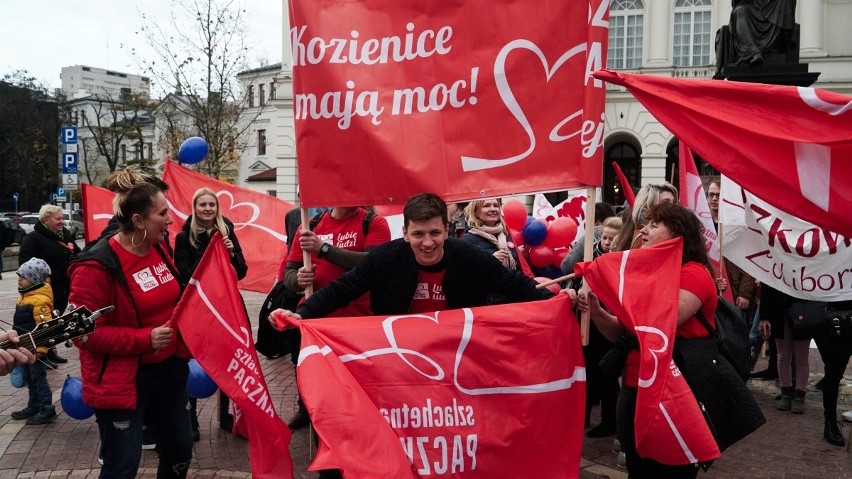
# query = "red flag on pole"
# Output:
<box><xmin>575</xmin><ymin>238</ymin><xmax>720</xmax><ymax>465</ymax></box>
<box><xmin>174</xmin><ymin>234</ymin><xmax>293</xmax><ymax>479</ymax></box>
<box><xmin>279</xmin><ymin>297</ymin><xmax>586</xmax><ymax>478</ymax></box>
<box><xmin>81</xmin><ymin>183</ymin><xmax>116</xmax><ymax>244</ymax></box>
<box><xmin>611</xmin><ymin>161</ymin><xmax>636</xmax><ymax>207</ymax></box>
<box><xmin>594</xmin><ymin>69</ymin><xmax>852</xmax><ymax>239</ymax></box>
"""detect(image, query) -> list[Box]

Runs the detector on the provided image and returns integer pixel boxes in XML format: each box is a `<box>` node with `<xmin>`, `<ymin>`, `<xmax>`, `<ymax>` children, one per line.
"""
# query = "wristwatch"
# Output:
<box><xmin>319</xmin><ymin>242</ymin><xmax>332</xmax><ymax>258</ymax></box>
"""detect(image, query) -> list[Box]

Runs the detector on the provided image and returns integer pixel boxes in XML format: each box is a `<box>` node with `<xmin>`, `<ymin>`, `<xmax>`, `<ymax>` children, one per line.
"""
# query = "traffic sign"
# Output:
<box><xmin>66</xmin><ymin>143</ymin><xmax>78</xmax><ymax>153</ymax></box>
<box><xmin>11</xmin><ymin>192</ymin><xmax>19</xmax><ymax>202</ymax></box>
<box><xmin>63</xmin><ymin>174</ymin><xmax>79</xmax><ymax>191</ymax></box>
<box><xmin>56</xmin><ymin>187</ymin><xmax>66</xmax><ymax>202</ymax></box>
<box><xmin>61</xmin><ymin>126</ymin><xmax>78</xmax><ymax>144</ymax></box>
<box><xmin>62</xmin><ymin>152</ymin><xmax>78</xmax><ymax>174</ymax></box>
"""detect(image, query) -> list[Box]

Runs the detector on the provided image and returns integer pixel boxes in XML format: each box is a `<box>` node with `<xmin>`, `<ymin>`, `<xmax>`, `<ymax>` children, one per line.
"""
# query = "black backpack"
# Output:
<box><xmin>695</xmin><ymin>296</ymin><xmax>751</xmax><ymax>381</ymax></box>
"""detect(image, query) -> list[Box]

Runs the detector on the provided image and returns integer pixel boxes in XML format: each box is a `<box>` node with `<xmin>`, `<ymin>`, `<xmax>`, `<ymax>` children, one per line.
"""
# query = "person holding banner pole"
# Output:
<box><xmin>613</xmin><ymin>183</ymin><xmax>678</xmax><ymax>253</ymax></box>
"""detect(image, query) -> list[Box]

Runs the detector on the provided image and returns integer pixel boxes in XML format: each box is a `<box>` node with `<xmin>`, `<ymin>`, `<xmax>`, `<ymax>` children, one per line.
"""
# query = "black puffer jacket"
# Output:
<box><xmin>297</xmin><ymin>238</ymin><xmax>554</xmax><ymax>318</ymax></box>
<box><xmin>174</xmin><ymin>217</ymin><xmax>248</xmax><ymax>284</ymax></box>
<box><xmin>19</xmin><ymin>222</ymin><xmax>80</xmax><ymax>312</ymax></box>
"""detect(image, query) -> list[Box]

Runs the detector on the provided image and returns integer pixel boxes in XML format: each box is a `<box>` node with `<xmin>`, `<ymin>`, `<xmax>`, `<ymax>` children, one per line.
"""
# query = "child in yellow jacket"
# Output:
<box><xmin>11</xmin><ymin>258</ymin><xmax>56</xmax><ymax>425</ymax></box>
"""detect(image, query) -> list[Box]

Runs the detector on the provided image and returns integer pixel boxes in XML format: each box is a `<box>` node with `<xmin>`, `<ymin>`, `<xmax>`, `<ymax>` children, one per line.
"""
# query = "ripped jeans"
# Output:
<box><xmin>95</xmin><ymin>357</ymin><xmax>192</xmax><ymax>479</ymax></box>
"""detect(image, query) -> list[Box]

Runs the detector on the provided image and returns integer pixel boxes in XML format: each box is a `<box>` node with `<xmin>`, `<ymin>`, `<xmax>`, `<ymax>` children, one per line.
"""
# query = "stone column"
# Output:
<box><xmin>799</xmin><ymin>0</ymin><xmax>827</xmax><ymax>57</ymax></box>
<box><xmin>646</xmin><ymin>1</ymin><xmax>672</xmax><ymax>66</ymax></box>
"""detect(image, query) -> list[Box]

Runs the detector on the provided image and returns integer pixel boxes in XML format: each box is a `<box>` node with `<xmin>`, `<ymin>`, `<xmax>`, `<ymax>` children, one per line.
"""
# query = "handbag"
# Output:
<box><xmin>254</xmin><ymin>281</ymin><xmax>302</xmax><ymax>359</ymax></box>
<box><xmin>788</xmin><ymin>300</ymin><xmax>852</xmax><ymax>339</ymax></box>
<box><xmin>695</xmin><ymin>296</ymin><xmax>751</xmax><ymax>381</ymax></box>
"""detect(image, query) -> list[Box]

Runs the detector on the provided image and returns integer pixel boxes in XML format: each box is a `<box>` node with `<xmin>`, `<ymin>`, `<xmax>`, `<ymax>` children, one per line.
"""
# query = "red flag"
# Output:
<box><xmin>162</xmin><ymin>161</ymin><xmax>294</xmax><ymax>292</ymax></box>
<box><xmin>575</xmin><ymin>238</ymin><xmax>720</xmax><ymax>465</ymax></box>
<box><xmin>611</xmin><ymin>161</ymin><xmax>636</xmax><ymax>207</ymax></box>
<box><xmin>594</xmin><ymin>69</ymin><xmax>852</xmax><ymax>239</ymax></box>
<box><xmin>280</xmin><ymin>297</ymin><xmax>586</xmax><ymax>478</ymax></box>
<box><xmin>290</xmin><ymin>0</ymin><xmax>608</xmax><ymax>207</ymax></box>
<box><xmin>677</xmin><ymin>142</ymin><xmax>732</xmax><ymax>302</ymax></box>
<box><xmin>174</xmin><ymin>234</ymin><xmax>293</xmax><ymax>479</ymax></box>
<box><xmin>81</xmin><ymin>183</ymin><xmax>116</xmax><ymax>244</ymax></box>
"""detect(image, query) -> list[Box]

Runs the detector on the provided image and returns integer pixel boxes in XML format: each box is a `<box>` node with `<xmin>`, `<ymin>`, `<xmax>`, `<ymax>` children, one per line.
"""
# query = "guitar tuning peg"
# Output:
<box><xmin>53</xmin><ymin>309</ymin><xmax>61</xmax><ymax>318</ymax></box>
<box><xmin>65</xmin><ymin>341</ymin><xmax>73</xmax><ymax>348</ymax></box>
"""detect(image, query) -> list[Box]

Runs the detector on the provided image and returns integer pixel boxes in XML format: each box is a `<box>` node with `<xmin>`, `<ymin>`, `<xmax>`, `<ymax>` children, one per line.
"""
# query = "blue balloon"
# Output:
<box><xmin>61</xmin><ymin>375</ymin><xmax>94</xmax><ymax>420</ymax></box>
<box><xmin>187</xmin><ymin>359</ymin><xmax>218</xmax><ymax>399</ymax></box>
<box><xmin>524</xmin><ymin>215</ymin><xmax>535</xmax><ymax>227</ymax></box>
<box><xmin>522</xmin><ymin>218</ymin><xmax>548</xmax><ymax>246</ymax></box>
<box><xmin>178</xmin><ymin>136</ymin><xmax>209</xmax><ymax>164</ymax></box>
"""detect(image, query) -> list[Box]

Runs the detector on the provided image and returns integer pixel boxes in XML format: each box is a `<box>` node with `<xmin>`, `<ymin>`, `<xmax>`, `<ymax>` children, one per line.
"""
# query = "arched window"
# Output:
<box><xmin>608</xmin><ymin>0</ymin><xmax>645</xmax><ymax>69</ymax></box>
<box><xmin>667</xmin><ymin>141</ymin><xmax>720</xmax><ymax>186</ymax></box>
<box><xmin>604</xmin><ymin>142</ymin><xmax>642</xmax><ymax>205</ymax></box>
<box><xmin>673</xmin><ymin>0</ymin><xmax>712</xmax><ymax>66</ymax></box>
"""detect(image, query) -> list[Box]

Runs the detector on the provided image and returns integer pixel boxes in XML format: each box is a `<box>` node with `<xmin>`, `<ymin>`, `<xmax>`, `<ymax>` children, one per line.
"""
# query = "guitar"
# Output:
<box><xmin>1</xmin><ymin>305</ymin><xmax>113</xmax><ymax>353</ymax></box>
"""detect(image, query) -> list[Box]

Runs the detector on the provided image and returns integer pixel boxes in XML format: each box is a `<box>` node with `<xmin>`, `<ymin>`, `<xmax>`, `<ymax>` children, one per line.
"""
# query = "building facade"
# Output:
<box><xmin>60</xmin><ymin>65</ymin><xmax>151</xmax><ymax>99</ymax></box>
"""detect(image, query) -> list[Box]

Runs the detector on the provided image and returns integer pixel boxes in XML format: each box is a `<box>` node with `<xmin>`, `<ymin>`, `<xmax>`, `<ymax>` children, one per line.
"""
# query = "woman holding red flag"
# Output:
<box><xmin>579</xmin><ymin>203</ymin><xmax>717</xmax><ymax>478</ymax></box>
<box><xmin>68</xmin><ymin>171</ymin><xmax>191</xmax><ymax>479</ymax></box>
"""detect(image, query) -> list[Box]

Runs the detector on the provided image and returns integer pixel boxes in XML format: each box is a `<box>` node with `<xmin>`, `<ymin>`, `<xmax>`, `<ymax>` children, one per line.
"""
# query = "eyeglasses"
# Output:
<box><xmin>706</xmin><ymin>193</ymin><xmax>720</xmax><ymax>199</ymax></box>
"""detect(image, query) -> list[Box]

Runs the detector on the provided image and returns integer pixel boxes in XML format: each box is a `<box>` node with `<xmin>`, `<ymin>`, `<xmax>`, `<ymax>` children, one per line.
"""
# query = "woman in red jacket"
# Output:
<box><xmin>69</xmin><ymin>170</ymin><xmax>191</xmax><ymax>479</ymax></box>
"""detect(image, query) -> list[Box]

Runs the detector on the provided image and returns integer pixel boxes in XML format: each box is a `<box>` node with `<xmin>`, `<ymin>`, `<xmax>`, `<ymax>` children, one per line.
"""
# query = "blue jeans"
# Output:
<box><xmin>21</xmin><ymin>361</ymin><xmax>53</xmax><ymax>412</ymax></box>
<box><xmin>749</xmin><ymin>305</ymin><xmax>764</xmax><ymax>371</ymax></box>
<box><xmin>95</xmin><ymin>357</ymin><xmax>192</xmax><ymax>479</ymax></box>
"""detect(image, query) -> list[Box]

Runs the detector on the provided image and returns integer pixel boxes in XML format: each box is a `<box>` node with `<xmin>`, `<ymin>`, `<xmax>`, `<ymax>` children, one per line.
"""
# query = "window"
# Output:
<box><xmin>247</xmin><ymin>85</ymin><xmax>255</xmax><ymax>108</ymax></box>
<box><xmin>673</xmin><ymin>0</ymin><xmax>712</xmax><ymax>67</ymax></box>
<box><xmin>257</xmin><ymin>129</ymin><xmax>267</xmax><ymax>156</ymax></box>
<box><xmin>270</xmin><ymin>81</ymin><xmax>276</xmax><ymax>101</ymax></box>
<box><xmin>146</xmin><ymin>142</ymin><xmax>153</xmax><ymax>160</ymax></box>
<box><xmin>259</xmin><ymin>84</ymin><xmax>266</xmax><ymax>106</ymax></box>
<box><xmin>603</xmin><ymin>142</ymin><xmax>642</xmax><ymax>205</ymax></box>
<box><xmin>608</xmin><ymin>0</ymin><xmax>644</xmax><ymax>69</ymax></box>
<box><xmin>120</xmin><ymin>144</ymin><xmax>127</xmax><ymax>164</ymax></box>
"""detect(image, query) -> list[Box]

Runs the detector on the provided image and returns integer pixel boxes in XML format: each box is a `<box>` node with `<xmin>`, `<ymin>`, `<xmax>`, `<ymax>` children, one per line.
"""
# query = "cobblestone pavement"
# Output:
<box><xmin>1</xmin><ymin>255</ymin><xmax>851</xmax><ymax>478</ymax></box>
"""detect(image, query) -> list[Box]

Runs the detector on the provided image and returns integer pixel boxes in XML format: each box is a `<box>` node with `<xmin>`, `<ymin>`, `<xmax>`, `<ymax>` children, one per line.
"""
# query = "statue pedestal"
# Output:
<box><xmin>714</xmin><ymin>63</ymin><xmax>820</xmax><ymax>87</ymax></box>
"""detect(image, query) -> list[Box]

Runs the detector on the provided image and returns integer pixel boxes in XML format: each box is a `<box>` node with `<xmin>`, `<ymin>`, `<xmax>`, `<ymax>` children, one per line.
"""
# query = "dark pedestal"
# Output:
<box><xmin>714</xmin><ymin>63</ymin><xmax>820</xmax><ymax>87</ymax></box>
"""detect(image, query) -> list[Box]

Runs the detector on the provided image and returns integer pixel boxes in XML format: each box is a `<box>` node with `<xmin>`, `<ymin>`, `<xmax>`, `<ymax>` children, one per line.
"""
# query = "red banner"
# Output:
<box><xmin>283</xmin><ymin>297</ymin><xmax>585</xmax><ymax>478</ymax></box>
<box><xmin>595</xmin><ymin>69</ymin><xmax>852</xmax><ymax>239</ymax></box>
<box><xmin>576</xmin><ymin>238</ymin><xmax>720</xmax><ymax>465</ymax></box>
<box><xmin>162</xmin><ymin>162</ymin><xmax>294</xmax><ymax>292</ymax></box>
<box><xmin>81</xmin><ymin>183</ymin><xmax>116</xmax><ymax>244</ymax></box>
<box><xmin>289</xmin><ymin>0</ymin><xmax>608</xmax><ymax>207</ymax></box>
<box><xmin>174</xmin><ymin>234</ymin><xmax>293</xmax><ymax>479</ymax></box>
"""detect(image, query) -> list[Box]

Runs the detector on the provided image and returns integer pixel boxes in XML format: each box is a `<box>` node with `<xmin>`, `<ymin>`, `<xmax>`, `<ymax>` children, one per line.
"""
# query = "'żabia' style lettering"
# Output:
<box><xmin>291</xmin><ymin>23</ymin><xmax>453</xmax><ymax>67</ymax></box>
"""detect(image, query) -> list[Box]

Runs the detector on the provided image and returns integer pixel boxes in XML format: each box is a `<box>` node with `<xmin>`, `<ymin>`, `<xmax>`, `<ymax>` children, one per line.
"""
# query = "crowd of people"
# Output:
<box><xmin>2</xmin><ymin>168</ymin><xmax>851</xmax><ymax>478</ymax></box>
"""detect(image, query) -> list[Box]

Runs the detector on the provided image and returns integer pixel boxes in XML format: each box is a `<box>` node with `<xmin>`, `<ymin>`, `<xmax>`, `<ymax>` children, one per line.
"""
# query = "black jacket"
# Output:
<box><xmin>19</xmin><ymin>222</ymin><xmax>81</xmax><ymax>312</ymax></box>
<box><xmin>174</xmin><ymin>217</ymin><xmax>248</xmax><ymax>284</ymax></box>
<box><xmin>297</xmin><ymin>238</ymin><xmax>554</xmax><ymax>318</ymax></box>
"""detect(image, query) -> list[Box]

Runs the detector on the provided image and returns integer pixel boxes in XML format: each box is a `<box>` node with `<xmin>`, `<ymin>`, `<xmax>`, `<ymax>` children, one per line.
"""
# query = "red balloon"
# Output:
<box><xmin>502</xmin><ymin>200</ymin><xmax>528</xmax><ymax>231</ymax></box>
<box><xmin>552</xmin><ymin>248</ymin><xmax>569</xmax><ymax>269</ymax></box>
<box><xmin>544</xmin><ymin>217</ymin><xmax>578</xmax><ymax>248</ymax></box>
<box><xmin>528</xmin><ymin>245</ymin><xmax>554</xmax><ymax>268</ymax></box>
<box><xmin>534</xmin><ymin>276</ymin><xmax>561</xmax><ymax>294</ymax></box>
<box><xmin>508</xmin><ymin>228</ymin><xmax>525</xmax><ymax>248</ymax></box>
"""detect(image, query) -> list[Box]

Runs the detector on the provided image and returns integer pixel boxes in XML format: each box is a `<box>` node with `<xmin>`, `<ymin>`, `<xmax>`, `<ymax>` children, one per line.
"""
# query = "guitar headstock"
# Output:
<box><xmin>3</xmin><ymin>305</ymin><xmax>114</xmax><ymax>353</ymax></box>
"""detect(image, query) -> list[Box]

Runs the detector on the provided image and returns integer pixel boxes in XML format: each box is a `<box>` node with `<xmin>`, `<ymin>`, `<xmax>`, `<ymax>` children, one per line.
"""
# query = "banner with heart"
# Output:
<box><xmin>289</xmin><ymin>0</ymin><xmax>608</xmax><ymax>207</ymax></box>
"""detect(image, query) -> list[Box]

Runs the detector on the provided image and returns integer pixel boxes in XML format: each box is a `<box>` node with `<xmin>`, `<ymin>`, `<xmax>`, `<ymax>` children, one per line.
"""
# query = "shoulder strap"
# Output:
<box><xmin>694</xmin><ymin>303</ymin><xmax>721</xmax><ymax>342</ymax></box>
<box><xmin>362</xmin><ymin>211</ymin><xmax>376</xmax><ymax>236</ymax></box>
<box><xmin>309</xmin><ymin>211</ymin><xmax>326</xmax><ymax>231</ymax></box>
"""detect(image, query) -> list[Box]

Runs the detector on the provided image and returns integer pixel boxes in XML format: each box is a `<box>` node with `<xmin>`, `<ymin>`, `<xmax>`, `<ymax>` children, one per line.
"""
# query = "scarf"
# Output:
<box><xmin>469</xmin><ymin>224</ymin><xmax>517</xmax><ymax>270</ymax></box>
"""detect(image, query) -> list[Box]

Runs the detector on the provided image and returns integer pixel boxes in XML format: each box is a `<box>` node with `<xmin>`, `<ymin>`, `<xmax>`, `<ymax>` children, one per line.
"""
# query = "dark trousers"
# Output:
<box><xmin>816</xmin><ymin>336</ymin><xmax>852</xmax><ymax>421</ymax></box>
<box><xmin>21</xmin><ymin>361</ymin><xmax>53</xmax><ymax>412</ymax></box>
<box><xmin>95</xmin><ymin>357</ymin><xmax>193</xmax><ymax>479</ymax></box>
<box><xmin>617</xmin><ymin>386</ymin><xmax>700</xmax><ymax>479</ymax></box>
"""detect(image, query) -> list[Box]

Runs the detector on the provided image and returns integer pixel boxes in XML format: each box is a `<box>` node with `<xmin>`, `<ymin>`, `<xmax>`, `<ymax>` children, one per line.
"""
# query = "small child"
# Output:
<box><xmin>10</xmin><ymin>258</ymin><xmax>57</xmax><ymax>425</ymax></box>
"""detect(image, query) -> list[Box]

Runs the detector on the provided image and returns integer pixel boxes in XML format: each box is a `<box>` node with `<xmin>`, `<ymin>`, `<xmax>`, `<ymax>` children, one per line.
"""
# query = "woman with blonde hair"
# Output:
<box><xmin>614</xmin><ymin>182</ymin><xmax>678</xmax><ymax>252</ymax></box>
<box><xmin>174</xmin><ymin>187</ymin><xmax>247</xmax><ymax>440</ymax></box>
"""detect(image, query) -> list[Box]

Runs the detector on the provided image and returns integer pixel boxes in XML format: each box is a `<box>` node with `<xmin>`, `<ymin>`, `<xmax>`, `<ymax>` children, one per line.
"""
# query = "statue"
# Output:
<box><xmin>715</xmin><ymin>0</ymin><xmax>798</xmax><ymax>74</ymax></box>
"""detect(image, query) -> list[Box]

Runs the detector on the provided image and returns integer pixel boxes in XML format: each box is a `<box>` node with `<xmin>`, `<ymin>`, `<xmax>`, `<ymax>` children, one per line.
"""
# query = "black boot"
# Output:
<box><xmin>46</xmin><ymin>348</ymin><xmax>68</xmax><ymax>364</ymax></box>
<box><xmin>287</xmin><ymin>403</ymin><xmax>311</xmax><ymax>430</ymax></box>
<box><xmin>824</xmin><ymin>418</ymin><xmax>846</xmax><ymax>447</ymax></box>
<box><xmin>777</xmin><ymin>386</ymin><xmax>793</xmax><ymax>411</ymax></box>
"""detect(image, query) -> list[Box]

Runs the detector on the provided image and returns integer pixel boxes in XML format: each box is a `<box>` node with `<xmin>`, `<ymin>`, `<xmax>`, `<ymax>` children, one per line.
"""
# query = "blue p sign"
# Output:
<box><xmin>62</xmin><ymin>152</ymin><xmax>78</xmax><ymax>174</ymax></box>
<box><xmin>61</xmin><ymin>126</ymin><xmax>78</xmax><ymax>144</ymax></box>
<box><xmin>11</xmin><ymin>192</ymin><xmax>19</xmax><ymax>202</ymax></box>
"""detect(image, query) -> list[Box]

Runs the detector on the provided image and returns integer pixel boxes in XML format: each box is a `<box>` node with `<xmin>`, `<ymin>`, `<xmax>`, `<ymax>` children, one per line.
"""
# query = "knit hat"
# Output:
<box><xmin>17</xmin><ymin>258</ymin><xmax>51</xmax><ymax>285</ymax></box>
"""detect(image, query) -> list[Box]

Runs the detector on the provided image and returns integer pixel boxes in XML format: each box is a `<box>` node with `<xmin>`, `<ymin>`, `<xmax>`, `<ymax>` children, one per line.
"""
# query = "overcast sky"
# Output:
<box><xmin>0</xmin><ymin>0</ymin><xmax>283</xmax><ymax>93</ymax></box>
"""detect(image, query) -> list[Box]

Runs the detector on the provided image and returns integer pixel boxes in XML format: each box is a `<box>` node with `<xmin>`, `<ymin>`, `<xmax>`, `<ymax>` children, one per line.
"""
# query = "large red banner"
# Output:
<box><xmin>163</xmin><ymin>162</ymin><xmax>294</xmax><ymax>292</ymax></box>
<box><xmin>283</xmin><ymin>296</ymin><xmax>585</xmax><ymax>478</ymax></box>
<box><xmin>576</xmin><ymin>238</ymin><xmax>719</xmax><ymax>465</ymax></box>
<box><xmin>595</xmin><ymin>69</ymin><xmax>852</xmax><ymax>239</ymax></box>
<box><xmin>289</xmin><ymin>0</ymin><xmax>608</xmax><ymax>207</ymax></box>
<box><xmin>81</xmin><ymin>183</ymin><xmax>115</xmax><ymax>244</ymax></box>
<box><xmin>174</xmin><ymin>234</ymin><xmax>293</xmax><ymax>479</ymax></box>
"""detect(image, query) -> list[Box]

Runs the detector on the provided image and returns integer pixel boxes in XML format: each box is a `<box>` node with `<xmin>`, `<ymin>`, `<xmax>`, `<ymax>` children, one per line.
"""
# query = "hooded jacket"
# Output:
<box><xmin>174</xmin><ymin>216</ymin><xmax>247</xmax><ymax>285</ymax></box>
<box><xmin>68</xmin><ymin>238</ymin><xmax>184</xmax><ymax>410</ymax></box>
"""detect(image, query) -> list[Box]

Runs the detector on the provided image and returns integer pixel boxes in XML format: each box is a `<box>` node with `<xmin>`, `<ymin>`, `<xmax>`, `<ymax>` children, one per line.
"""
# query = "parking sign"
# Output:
<box><xmin>62</xmin><ymin>152</ymin><xmax>78</xmax><ymax>174</ymax></box>
<box><xmin>61</xmin><ymin>126</ymin><xmax>78</xmax><ymax>144</ymax></box>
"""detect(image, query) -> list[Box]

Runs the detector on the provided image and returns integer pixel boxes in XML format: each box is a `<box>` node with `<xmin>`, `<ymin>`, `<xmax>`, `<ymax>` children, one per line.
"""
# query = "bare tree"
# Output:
<box><xmin>129</xmin><ymin>0</ymin><xmax>263</xmax><ymax>181</ymax></box>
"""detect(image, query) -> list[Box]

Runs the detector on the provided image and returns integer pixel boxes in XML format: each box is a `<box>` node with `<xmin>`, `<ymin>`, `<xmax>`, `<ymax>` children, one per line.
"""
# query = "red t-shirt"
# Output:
<box><xmin>624</xmin><ymin>261</ymin><xmax>717</xmax><ymax>387</ymax></box>
<box><xmin>288</xmin><ymin>209</ymin><xmax>391</xmax><ymax>316</ymax></box>
<box><xmin>110</xmin><ymin>237</ymin><xmax>181</xmax><ymax>363</ymax></box>
<box><xmin>409</xmin><ymin>268</ymin><xmax>449</xmax><ymax>314</ymax></box>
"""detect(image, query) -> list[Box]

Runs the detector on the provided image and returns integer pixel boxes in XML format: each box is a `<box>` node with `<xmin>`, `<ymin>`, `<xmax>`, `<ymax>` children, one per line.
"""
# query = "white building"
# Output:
<box><xmin>270</xmin><ymin>0</ymin><xmax>852</xmax><ymax>207</ymax></box>
<box><xmin>60</xmin><ymin>65</ymin><xmax>151</xmax><ymax>99</ymax></box>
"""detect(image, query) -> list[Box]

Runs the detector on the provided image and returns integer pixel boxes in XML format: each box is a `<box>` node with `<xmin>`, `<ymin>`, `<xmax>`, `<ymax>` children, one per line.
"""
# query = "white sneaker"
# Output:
<box><xmin>616</xmin><ymin>452</ymin><xmax>627</xmax><ymax>469</ymax></box>
<box><xmin>842</xmin><ymin>410</ymin><xmax>852</xmax><ymax>423</ymax></box>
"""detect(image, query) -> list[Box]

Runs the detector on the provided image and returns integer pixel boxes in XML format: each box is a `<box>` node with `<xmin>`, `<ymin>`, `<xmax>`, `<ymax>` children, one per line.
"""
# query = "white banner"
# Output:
<box><xmin>720</xmin><ymin>176</ymin><xmax>852</xmax><ymax>301</ymax></box>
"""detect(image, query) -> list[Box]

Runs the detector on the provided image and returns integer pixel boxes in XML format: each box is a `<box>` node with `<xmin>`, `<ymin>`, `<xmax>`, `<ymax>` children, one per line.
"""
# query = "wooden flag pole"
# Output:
<box><xmin>579</xmin><ymin>186</ymin><xmax>596</xmax><ymax>346</ymax></box>
<box><xmin>535</xmin><ymin>273</ymin><xmax>575</xmax><ymax>290</ymax></box>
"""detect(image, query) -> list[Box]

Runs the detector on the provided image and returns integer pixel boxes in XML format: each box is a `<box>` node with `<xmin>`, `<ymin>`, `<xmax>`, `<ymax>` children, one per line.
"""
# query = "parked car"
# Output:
<box><xmin>0</xmin><ymin>217</ymin><xmax>25</xmax><ymax>245</ymax></box>
<box><xmin>63</xmin><ymin>210</ymin><xmax>85</xmax><ymax>239</ymax></box>
<box><xmin>1</xmin><ymin>211</ymin><xmax>27</xmax><ymax>224</ymax></box>
<box><xmin>19</xmin><ymin>214</ymin><xmax>40</xmax><ymax>234</ymax></box>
